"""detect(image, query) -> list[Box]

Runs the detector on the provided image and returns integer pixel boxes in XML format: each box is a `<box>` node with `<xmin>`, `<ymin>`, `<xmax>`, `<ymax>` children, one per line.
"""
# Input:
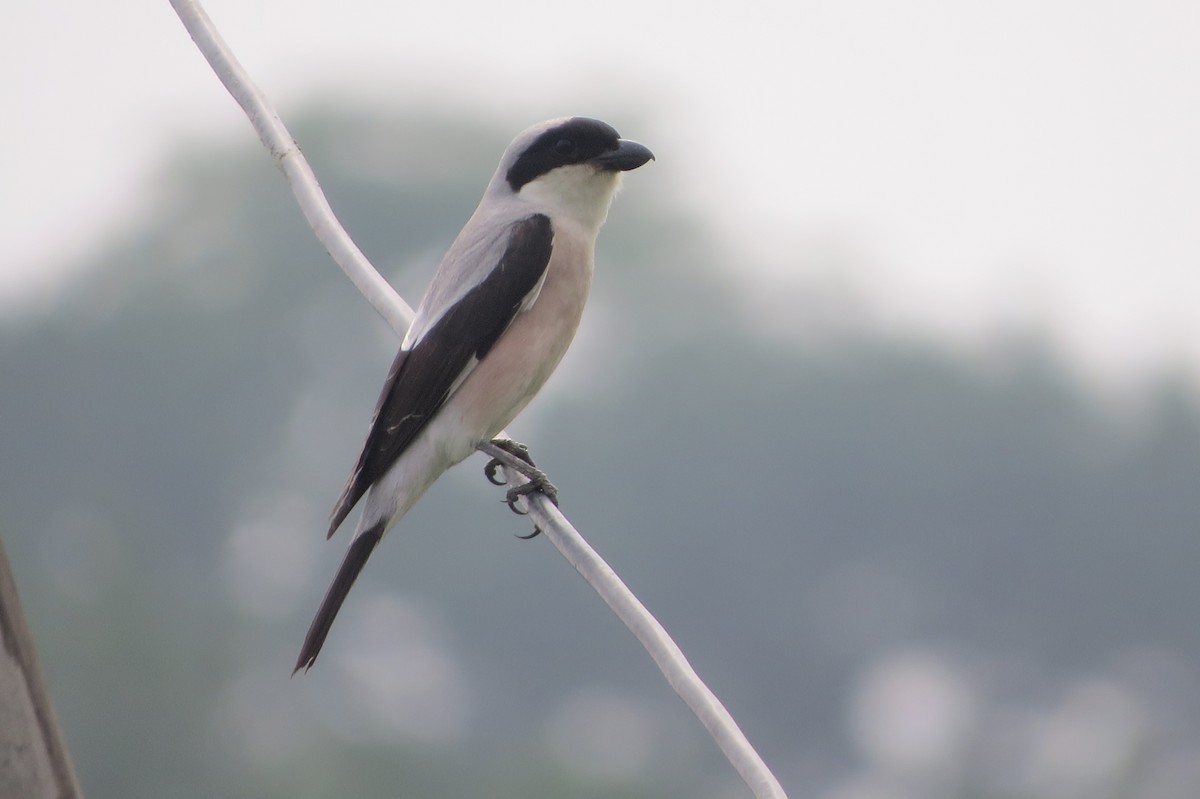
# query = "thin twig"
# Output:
<box><xmin>168</xmin><ymin>2</ymin><xmax>787</xmax><ymax>796</ymax></box>
<box><xmin>168</xmin><ymin>0</ymin><xmax>413</xmax><ymax>335</ymax></box>
<box><xmin>514</xmin><ymin>481</ymin><xmax>788</xmax><ymax>799</ymax></box>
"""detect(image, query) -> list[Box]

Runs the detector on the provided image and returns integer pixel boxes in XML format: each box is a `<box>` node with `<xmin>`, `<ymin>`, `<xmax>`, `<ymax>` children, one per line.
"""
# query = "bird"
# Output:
<box><xmin>294</xmin><ymin>117</ymin><xmax>653</xmax><ymax>673</ymax></box>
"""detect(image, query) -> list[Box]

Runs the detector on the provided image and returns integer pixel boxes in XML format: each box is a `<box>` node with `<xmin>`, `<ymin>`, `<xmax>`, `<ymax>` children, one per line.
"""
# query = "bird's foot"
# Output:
<box><xmin>483</xmin><ymin>439</ymin><xmax>532</xmax><ymax>486</ymax></box>
<box><xmin>479</xmin><ymin>439</ymin><xmax>559</xmax><ymax>538</ymax></box>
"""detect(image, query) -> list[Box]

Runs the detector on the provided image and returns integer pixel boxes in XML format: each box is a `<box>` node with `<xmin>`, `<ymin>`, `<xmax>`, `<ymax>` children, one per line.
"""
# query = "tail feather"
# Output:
<box><xmin>293</xmin><ymin>519</ymin><xmax>386</xmax><ymax>674</ymax></box>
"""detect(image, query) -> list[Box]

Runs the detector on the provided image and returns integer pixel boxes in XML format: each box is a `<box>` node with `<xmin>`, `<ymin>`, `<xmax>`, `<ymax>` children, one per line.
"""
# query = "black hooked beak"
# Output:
<box><xmin>590</xmin><ymin>139</ymin><xmax>655</xmax><ymax>172</ymax></box>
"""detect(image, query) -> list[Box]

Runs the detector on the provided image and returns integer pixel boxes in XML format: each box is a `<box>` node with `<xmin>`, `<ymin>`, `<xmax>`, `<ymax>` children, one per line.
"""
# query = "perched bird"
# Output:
<box><xmin>294</xmin><ymin>117</ymin><xmax>653</xmax><ymax>673</ymax></box>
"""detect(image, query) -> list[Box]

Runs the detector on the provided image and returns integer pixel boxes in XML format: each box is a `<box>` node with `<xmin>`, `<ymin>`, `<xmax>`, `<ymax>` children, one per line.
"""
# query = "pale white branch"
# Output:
<box><xmin>169</xmin><ymin>2</ymin><xmax>787</xmax><ymax>796</ymax></box>
<box><xmin>515</xmin><ymin>484</ymin><xmax>788</xmax><ymax>799</ymax></box>
<box><xmin>169</xmin><ymin>0</ymin><xmax>413</xmax><ymax>335</ymax></box>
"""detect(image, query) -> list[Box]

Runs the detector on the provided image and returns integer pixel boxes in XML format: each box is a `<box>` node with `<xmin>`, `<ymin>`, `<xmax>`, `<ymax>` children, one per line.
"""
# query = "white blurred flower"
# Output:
<box><xmin>221</xmin><ymin>492</ymin><xmax>320</xmax><ymax>620</ymax></box>
<box><xmin>318</xmin><ymin>593</ymin><xmax>470</xmax><ymax>745</ymax></box>
<box><xmin>544</xmin><ymin>686</ymin><xmax>660</xmax><ymax>780</ymax></box>
<box><xmin>848</xmin><ymin>650</ymin><xmax>977</xmax><ymax>777</ymax></box>
<box><xmin>1029</xmin><ymin>679</ymin><xmax>1147</xmax><ymax>799</ymax></box>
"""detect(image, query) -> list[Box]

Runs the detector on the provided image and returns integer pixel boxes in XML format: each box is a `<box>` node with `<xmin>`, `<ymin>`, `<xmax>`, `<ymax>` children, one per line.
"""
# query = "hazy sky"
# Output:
<box><xmin>5</xmin><ymin>0</ymin><xmax>1199</xmax><ymax>388</ymax></box>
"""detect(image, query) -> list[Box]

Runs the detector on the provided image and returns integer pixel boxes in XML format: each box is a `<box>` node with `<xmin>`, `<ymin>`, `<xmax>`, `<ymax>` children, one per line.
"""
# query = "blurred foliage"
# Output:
<box><xmin>2</xmin><ymin>106</ymin><xmax>1199</xmax><ymax>798</ymax></box>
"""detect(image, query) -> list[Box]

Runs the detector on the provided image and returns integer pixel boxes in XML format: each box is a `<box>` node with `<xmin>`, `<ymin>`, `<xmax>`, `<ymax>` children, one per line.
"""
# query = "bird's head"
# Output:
<box><xmin>490</xmin><ymin>117</ymin><xmax>654</xmax><ymax>231</ymax></box>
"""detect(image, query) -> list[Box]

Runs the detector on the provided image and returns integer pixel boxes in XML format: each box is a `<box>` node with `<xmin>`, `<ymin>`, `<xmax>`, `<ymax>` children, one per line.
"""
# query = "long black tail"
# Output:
<box><xmin>293</xmin><ymin>520</ymin><xmax>386</xmax><ymax>674</ymax></box>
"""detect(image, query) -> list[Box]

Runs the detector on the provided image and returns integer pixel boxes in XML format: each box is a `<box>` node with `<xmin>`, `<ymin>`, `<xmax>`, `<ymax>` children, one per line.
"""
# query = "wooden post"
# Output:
<box><xmin>0</xmin><ymin>536</ymin><xmax>83</xmax><ymax>798</ymax></box>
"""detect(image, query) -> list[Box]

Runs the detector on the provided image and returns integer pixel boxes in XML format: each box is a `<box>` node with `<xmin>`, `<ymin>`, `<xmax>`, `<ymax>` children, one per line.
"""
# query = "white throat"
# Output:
<box><xmin>518</xmin><ymin>165</ymin><xmax>623</xmax><ymax>234</ymax></box>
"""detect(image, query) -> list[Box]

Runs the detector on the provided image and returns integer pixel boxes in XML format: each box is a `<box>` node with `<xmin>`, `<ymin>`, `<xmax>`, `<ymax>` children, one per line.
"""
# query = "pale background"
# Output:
<box><xmin>3</xmin><ymin>2</ymin><xmax>1200</xmax><ymax>798</ymax></box>
<box><xmin>6</xmin><ymin>1</ymin><xmax>1200</xmax><ymax>386</ymax></box>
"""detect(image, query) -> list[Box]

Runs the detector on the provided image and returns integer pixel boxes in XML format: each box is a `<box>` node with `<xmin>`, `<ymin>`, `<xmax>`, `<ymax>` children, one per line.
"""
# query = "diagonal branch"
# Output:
<box><xmin>168</xmin><ymin>0</ymin><xmax>413</xmax><ymax>336</ymax></box>
<box><xmin>168</xmin><ymin>2</ymin><xmax>787</xmax><ymax>797</ymax></box>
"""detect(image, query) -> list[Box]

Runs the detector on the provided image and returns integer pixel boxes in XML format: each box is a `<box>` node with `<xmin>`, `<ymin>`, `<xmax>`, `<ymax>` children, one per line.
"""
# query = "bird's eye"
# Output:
<box><xmin>554</xmin><ymin>138</ymin><xmax>577</xmax><ymax>156</ymax></box>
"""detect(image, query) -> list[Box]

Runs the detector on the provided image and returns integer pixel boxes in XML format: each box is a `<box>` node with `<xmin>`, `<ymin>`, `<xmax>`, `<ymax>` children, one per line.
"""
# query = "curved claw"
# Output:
<box><xmin>506</xmin><ymin>493</ymin><xmax>541</xmax><ymax>539</ymax></box>
<box><xmin>506</xmin><ymin>491</ymin><xmax>531</xmax><ymax>515</ymax></box>
<box><xmin>484</xmin><ymin>438</ymin><xmax>557</xmax><ymax>540</ymax></box>
<box><xmin>484</xmin><ymin>457</ymin><xmax>508</xmax><ymax>486</ymax></box>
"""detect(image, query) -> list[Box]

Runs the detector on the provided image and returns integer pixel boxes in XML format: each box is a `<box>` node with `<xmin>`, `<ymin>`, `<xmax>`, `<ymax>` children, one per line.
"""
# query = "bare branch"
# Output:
<box><xmin>169</xmin><ymin>2</ymin><xmax>787</xmax><ymax>796</ymax></box>
<box><xmin>168</xmin><ymin>0</ymin><xmax>413</xmax><ymax>336</ymax></box>
<box><xmin>517</xmin><ymin>486</ymin><xmax>788</xmax><ymax>799</ymax></box>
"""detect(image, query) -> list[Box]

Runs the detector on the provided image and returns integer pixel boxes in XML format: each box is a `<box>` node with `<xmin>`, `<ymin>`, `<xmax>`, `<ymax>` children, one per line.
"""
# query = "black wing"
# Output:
<box><xmin>326</xmin><ymin>213</ymin><xmax>554</xmax><ymax>537</ymax></box>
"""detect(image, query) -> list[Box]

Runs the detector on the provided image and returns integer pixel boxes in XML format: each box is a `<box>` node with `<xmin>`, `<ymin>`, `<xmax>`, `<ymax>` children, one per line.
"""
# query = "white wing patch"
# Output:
<box><xmin>519</xmin><ymin>267</ymin><xmax>549</xmax><ymax>313</ymax></box>
<box><xmin>431</xmin><ymin>268</ymin><xmax>546</xmax><ymax>403</ymax></box>
<box><xmin>445</xmin><ymin>355</ymin><xmax>479</xmax><ymax>398</ymax></box>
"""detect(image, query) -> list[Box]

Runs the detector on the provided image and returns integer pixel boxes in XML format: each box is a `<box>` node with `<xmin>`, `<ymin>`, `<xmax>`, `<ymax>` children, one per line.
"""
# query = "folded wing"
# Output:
<box><xmin>327</xmin><ymin>213</ymin><xmax>554</xmax><ymax>537</ymax></box>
